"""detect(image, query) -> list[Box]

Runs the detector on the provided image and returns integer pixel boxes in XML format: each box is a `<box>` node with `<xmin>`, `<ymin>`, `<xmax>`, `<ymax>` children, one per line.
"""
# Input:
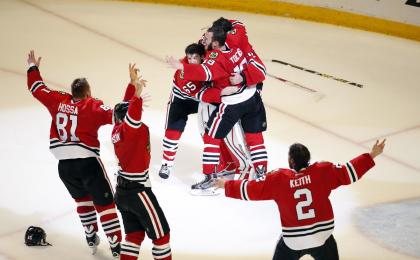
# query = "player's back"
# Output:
<box><xmin>272</xmin><ymin>164</ymin><xmax>335</xmax><ymax>226</ymax></box>
<box><xmin>268</xmin><ymin>164</ymin><xmax>336</xmax><ymax>249</ymax></box>
<box><xmin>226</xmin><ymin>19</ymin><xmax>253</xmax><ymax>54</ymax></box>
<box><xmin>48</xmin><ymin>96</ymin><xmax>113</xmax><ymax>160</ymax></box>
<box><xmin>27</xmin><ymin>66</ymin><xmax>113</xmax><ymax>160</ymax></box>
<box><xmin>112</xmin><ymin>96</ymin><xmax>151</xmax><ymax>187</ymax></box>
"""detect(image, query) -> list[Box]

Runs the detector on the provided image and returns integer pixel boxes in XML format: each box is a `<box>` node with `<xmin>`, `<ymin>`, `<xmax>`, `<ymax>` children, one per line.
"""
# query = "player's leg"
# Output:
<box><xmin>58</xmin><ymin>159</ymin><xmax>101</xmax><ymax>254</ymax></box>
<box><xmin>309</xmin><ymin>235</ymin><xmax>339</xmax><ymax>260</ymax></box>
<box><xmin>135</xmin><ymin>189</ymin><xmax>172</xmax><ymax>259</ymax></box>
<box><xmin>160</xmin><ymin>97</ymin><xmax>198</xmax><ymax>179</ymax></box>
<box><xmin>241</xmin><ymin>93</ymin><xmax>268</xmax><ymax>178</ymax></box>
<box><xmin>115</xmin><ymin>193</ymin><xmax>146</xmax><ymax>260</ymax></box>
<box><xmin>272</xmin><ymin>237</ymin><xmax>301</xmax><ymax>260</ymax></box>
<box><xmin>84</xmin><ymin>157</ymin><xmax>122</xmax><ymax>257</ymax></box>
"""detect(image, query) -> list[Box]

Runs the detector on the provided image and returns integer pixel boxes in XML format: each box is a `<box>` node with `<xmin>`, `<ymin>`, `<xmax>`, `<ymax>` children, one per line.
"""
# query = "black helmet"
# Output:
<box><xmin>25</xmin><ymin>226</ymin><xmax>52</xmax><ymax>246</ymax></box>
<box><xmin>114</xmin><ymin>102</ymin><xmax>129</xmax><ymax>123</ymax></box>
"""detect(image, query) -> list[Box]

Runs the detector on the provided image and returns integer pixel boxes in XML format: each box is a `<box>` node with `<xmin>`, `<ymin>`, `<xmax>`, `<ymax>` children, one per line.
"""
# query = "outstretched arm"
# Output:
<box><xmin>27</xmin><ymin>50</ymin><xmax>67</xmax><ymax>108</ymax></box>
<box><xmin>328</xmin><ymin>139</ymin><xmax>386</xmax><ymax>189</ymax></box>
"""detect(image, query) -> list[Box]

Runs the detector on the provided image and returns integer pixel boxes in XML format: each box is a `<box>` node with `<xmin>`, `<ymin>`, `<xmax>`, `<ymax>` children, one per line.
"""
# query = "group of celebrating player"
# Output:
<box><xmin>27</xmin><ymin>16</ymin><xmax>386</xmax><ymax>260</ymax></box>
<box><xmin>162</xmin><ymin>17</ymin><xmax>269</xmax><ymax>195</ymax></box>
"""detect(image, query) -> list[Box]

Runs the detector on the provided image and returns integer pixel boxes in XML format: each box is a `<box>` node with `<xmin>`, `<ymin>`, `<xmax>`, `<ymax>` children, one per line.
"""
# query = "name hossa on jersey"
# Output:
<box><xmin>111</xmin><ymin>88</ymin><xmax>152</xmax><ymax>187</ymax></box>
<box><xmin>27</xmin><ymin>66</ymin><xmax>113</xmax><ymax>160</ymax></box>
<box><xmin>224</xmin><ymin>153</ymin><xmax>375</xmax><ymax>250</ymax></box>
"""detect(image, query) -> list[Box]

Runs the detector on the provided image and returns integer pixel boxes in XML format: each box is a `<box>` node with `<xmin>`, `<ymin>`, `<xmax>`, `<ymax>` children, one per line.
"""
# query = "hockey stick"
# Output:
<box><xmin>271</xmin><ymin>59</ymin><xmax>363</xmax><ymax>88</ymax></box>
<box><xmin>267</xmin><ymin>73</ymin><xmax>325</xmax><ymax>101</ymax></box>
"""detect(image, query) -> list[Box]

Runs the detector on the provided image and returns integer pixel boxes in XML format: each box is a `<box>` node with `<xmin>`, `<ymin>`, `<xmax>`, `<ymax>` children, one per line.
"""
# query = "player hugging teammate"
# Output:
<box><xmin>165</xmin><ymin>17</ymin><xmax>269</xmax><ymax>194</ymax></box>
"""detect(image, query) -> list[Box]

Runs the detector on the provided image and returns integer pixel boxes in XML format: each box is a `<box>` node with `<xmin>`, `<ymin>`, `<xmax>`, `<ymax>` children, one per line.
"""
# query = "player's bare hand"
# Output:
<box><xmin>214</xmin><ymin>179</ymin><xmax>226</xmax><ymax>189</ymax></box>
<box><xmin>221</xmin><ymin>86</ymin><xmax>239</xmax><ymax>96</ymax></box>
<box><xmin>370</xmin><ymin>139</ymin><xmax>386</xmax><ymax>159</ymax></box>
<box><xmin>129</xmin><ymin>63</ymin><xmax>140</xmax><ymax>84</ymax></box>
<box><xmin>134</xmin><ymin>77</ymin><xmax>147</xmax><ymax>97</ymax></box>
<box><xmin>229</xmin><ymin>73</ymin><xmax>243</xmax><ymax>85</ymax></box>
<box><xmin>165</xmin><ymin>56</ymin><xmax>183</xmax><ymax>70</ymax></box>
<box><xmin>27</xmin><ymin>50</ymin><xmax>42</xmax><ymax>67</ymax></box>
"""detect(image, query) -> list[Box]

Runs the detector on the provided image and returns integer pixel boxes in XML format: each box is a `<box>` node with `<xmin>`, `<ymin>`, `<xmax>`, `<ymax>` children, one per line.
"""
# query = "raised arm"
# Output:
<box><xmin>26</xmin><ymin>50</ymin><xmax>67</xmax><ymax>108</ymax></box>
<box><xmin>328</xmin><ymin>139</ymin><xmax>385</xmax><ymax>189</ymax></box>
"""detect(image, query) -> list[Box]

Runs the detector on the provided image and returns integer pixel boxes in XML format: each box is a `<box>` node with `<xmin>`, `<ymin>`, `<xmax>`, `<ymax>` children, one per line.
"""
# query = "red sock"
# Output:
<box><xmin>95</xmin><ymin>203</ymin><xmax>122</xmax><ymax>248</ymax></box>
<box><xmin>152</xmin><ymin>233</ymin><xmax>171</xmax><ymax>260</ymax></box>
<box><xmin>75</xmin><ymin>197</ymin><xmax>98</xmax><ymax>238</ymax></box>
<box><xmin>245</xmin><ymin>132</ymin><xmax>268</xmax><ymax>171</ymax></box>
<box><xmin>202</xmin><ymin>134</ymin><xmax>221</xmax><ymax>174</ymax></box>
<box><xmin>120</xmin><ymin>231</ymin><xmax>145</xmax><ymax>260</ymax></box>
<box><xmin>162</xmin><ymin>129</ymin><xmax>182</xmax><ymax>165</ymax></box>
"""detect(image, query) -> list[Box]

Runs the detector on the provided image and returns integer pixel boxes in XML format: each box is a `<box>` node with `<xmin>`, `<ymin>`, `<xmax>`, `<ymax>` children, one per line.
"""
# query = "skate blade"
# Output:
<box><xmin>190</xmin><ymin>188</ymin><xmax>221</xmax><ymax>196</ymax></box>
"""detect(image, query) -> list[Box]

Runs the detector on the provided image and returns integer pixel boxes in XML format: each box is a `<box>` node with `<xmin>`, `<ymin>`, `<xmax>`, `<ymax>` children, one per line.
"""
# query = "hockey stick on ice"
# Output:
<box><xmin>271</xmin><ymin>59</ymin><xmax>363</xmax><ymax>88</ymax></box>
<box><xmin>267</xmin><ymin>73</ymin><xmax>325</xmax><ymax>101</ymax></box>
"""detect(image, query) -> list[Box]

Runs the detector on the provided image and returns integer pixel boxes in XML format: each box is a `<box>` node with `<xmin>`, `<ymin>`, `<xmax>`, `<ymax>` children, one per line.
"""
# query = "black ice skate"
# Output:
<box><xmin>158</xmin><ymin>164</ymin><xmax>172</xmax><ymax>179</ymax></box>
<box><xmin>190</xmin><ymin>174</ymin><xmax>220</xmax><ymax>196</ymax></box>
<box><xmin>86</xmin><ymin>233</ymin><xmax>100</xmax><ymax>255</ymax></box>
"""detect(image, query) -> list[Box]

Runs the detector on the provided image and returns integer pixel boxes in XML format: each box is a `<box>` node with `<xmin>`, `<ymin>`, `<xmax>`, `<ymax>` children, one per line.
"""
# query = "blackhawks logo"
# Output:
<box><xmin>209</xmin><ymin>52</ymin><xmax>218</xmax><ymax>59</ymax></box>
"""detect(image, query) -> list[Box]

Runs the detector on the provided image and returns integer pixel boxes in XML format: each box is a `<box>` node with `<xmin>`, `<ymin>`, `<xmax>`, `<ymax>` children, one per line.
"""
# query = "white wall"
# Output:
<box><xmin>278</xmin><ymin>0</ymin><xmax>420</xmax><ymax>25</ymax></box>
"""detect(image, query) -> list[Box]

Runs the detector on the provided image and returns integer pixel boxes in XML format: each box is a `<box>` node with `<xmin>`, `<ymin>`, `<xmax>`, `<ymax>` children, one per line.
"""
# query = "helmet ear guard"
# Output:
<box><xmin>25</xmin><ymin>226</ymin><xmax>52</xmax><ymax>246</ymax></box>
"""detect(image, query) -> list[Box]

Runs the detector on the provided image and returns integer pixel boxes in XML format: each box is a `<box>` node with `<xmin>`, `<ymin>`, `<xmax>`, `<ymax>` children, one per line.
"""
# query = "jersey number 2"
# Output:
<box><xmin>294</xmin><ymin>188</ymin><xmax>315</xmax><ymax>220</ymax></box>
<box><xmin>56</xmin><ymin>112</ymin><xmax>79</xmax><ymax>142</ymax></box>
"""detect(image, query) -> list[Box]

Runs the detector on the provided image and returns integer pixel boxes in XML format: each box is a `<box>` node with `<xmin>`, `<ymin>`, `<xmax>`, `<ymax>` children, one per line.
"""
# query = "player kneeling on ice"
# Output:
<box><xmin>215</xmin><ymin>140</ymin><xmax>386</xmax><ymax>260</ymax></box>
<box><xmin>112</xmin><ymin>64</ymin><xmax>172</xmax><ymax>260</ymax></box>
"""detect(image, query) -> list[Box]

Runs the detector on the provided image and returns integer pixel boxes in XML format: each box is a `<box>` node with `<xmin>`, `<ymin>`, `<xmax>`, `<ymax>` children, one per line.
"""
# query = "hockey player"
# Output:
<box><xmin>159</xmin><ymin>43</ymin><xmax>208</xmax><ymax>179</ymax></box>
<box><xmin>215</xmin><ymin>140</ymin><xmax>386</xmax><ymax>260</ymax></box>
<box><xmin>210</xmin><ymin>17</ymin><xmax>266</xmax><ymax>88</ymax></box>
<box><xmin>26</xmin><ymin>50</ymin><xmax>122</xmax><ymax>257</ymax></box>
<box><xmin>166</xmin><ymin>27</ymin><xmax>268</xmax><ymax>190</ymax></box>
<box><xmin>160</xmin><ymin>43</ymin><xmax>253</xmax><ymax>184</ymax></box>
<box><xmin>112</xmin><ymin>64</ymin><xmax>171</xmax><ymax>260</ymax></box>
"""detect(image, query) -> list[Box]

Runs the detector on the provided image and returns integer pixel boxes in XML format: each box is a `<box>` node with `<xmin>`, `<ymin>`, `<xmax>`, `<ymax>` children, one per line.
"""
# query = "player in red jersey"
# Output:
<box><xmin>211</xmin><ymin>17</ymin><xmax>266</xmax><ymax>89</ymax></box>
<box><xmin>112</xmin><ymin>65</ymin><xmax>171</xmax><ymax>260</ymax></box>
<box><xmin>159</xmin><ymin>43</ymin><xmax>220</xmax><ymax>179</ymax></box>
<box><xmin>215</xmin><ymin>140</ymin><xmax>386</xmax><ymax>260</ymax></box>
<box><xmin>161</xmin><ymin>43</ymin><xmax>253</xmax><ymax>187</ymax></box>
<box><xmin>26</xmin><ymin>50</ymin><xmax>122</xmax><ymax>257</ymax></box>
<box><xmin>167</xmin><ymin>27</ymin><xmax>268</xmax><ymax>191</ymax></box>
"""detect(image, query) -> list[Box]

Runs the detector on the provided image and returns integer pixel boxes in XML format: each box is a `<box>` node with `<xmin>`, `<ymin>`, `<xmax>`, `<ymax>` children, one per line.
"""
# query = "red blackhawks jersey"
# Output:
<box><xmin>27</xmin><ymin>66</ymin><xmax>112</xmax><ymax>160</ymax></box>
<box><xmin>111</xmin><ymin>95</ymin><xmax>151</xmax><ymax>187</ymax></box>
<box><xmin>224</xmin><ymin>153</ymin><xmax>376</xmax><ymax>250</ymax></box>
<box><xmin>171</xmin><ymin>67</ymin><xmax>221</xmax><ymax>104</ymax></box>
<box><xmin>225</xmin><ymin>19</ymin><xmax>266</xmax><ymax>81</ymax></box>
<box><xmin>183</xmin><ymin>47</ymin><xmax>266</xmax><ymax>104</ymax></box>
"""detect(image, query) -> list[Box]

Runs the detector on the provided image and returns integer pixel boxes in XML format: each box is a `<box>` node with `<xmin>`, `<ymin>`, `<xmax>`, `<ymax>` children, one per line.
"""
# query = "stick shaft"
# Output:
<box><xmin>272</xmin><ymin>59</ymin><xmax>363</xmax><ymax>88</ymax></box>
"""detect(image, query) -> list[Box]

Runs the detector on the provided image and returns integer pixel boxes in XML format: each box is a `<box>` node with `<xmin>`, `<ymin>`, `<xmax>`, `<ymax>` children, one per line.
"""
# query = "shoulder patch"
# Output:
<box><xmin>228</xmin><ymin>29</ymin><xmax>237</xmax><ymax>35</ymax></box>
<box><xmin>180</xmin><ymin>70</ymin><xmax>184</xmax><ymax>80</ymax></box>
<box><xmin>209</xmin><ymin>52</ymin><xmax>218</xmax><ymax>59</ymax></box>
<box><xmin>59</xmin><ymin>91</ymin><xmax>67</xmax><ymax>95</ymax></box>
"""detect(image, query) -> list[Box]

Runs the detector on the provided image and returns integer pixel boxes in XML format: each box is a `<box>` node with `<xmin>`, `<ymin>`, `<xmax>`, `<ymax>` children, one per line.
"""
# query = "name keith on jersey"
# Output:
<box><xmin>58</xmin><ymin>103</ymin><xmax>78</xmax><ymax>115</ymax></box>
<box><xmin>290</xmin><ymin>175</ymin><xmax>311</xmax><ymax>188</ymax></box>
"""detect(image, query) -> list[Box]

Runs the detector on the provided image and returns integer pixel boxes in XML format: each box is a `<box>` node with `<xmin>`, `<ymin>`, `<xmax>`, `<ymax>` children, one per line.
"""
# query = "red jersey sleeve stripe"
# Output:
<box><xmin>30</xmin><ymin>80</ymin><xmax>45</xmax><ymax>93</ymax></box>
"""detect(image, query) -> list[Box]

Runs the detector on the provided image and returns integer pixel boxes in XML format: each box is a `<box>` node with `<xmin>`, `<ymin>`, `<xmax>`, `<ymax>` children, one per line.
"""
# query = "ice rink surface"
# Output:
<box><xmin>0</xmin><ymin>0</ymin><xmax>419</xmax><ymax>259</ymax></box>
